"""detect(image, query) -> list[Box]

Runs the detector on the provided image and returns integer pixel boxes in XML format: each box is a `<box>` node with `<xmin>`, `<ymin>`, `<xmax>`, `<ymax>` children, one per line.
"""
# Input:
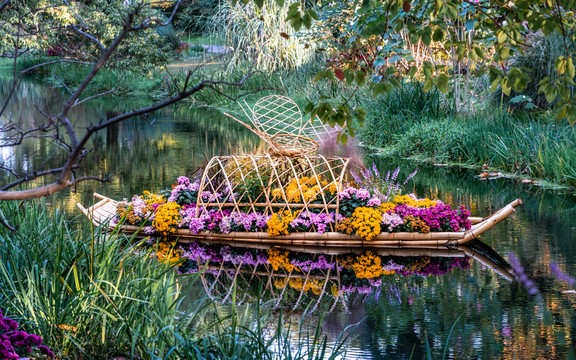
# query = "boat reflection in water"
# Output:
<box><xmin>176</xmin><ymin>240</ymin><xmax>514</xmax><ymax>312</ymax></box>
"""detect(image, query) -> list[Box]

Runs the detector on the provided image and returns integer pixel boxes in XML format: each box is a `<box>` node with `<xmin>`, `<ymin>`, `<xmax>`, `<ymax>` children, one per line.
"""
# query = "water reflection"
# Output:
<box><xmin>180</xmin><ymin>240</ymin><xmax>512</xmax><ymax>313</ymax></box>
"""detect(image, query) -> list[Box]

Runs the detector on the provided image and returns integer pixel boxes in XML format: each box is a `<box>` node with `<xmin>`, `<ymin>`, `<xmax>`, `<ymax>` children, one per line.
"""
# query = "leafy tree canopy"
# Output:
<box><xmin>0</xmin><ymin>0</ymin><xmax>173</xmax><ymax>71</ymax></box>
<box><xmin>238</xmin><ymin>0</ymin><xmax>576</xmax><ymax>138</ymax></box>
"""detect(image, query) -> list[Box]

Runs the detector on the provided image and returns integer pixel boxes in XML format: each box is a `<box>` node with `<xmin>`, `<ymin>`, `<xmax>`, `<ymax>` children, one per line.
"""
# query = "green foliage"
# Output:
<box><xmin>209</xmin><ymin>0</ymin><xmax>318</xmax><ymax>72</ymax></box>
<box><xmin>362</xmin><ymin>104</ymin><xmax>576</xmax><ymax>186</ymax></box>
<box><xmin>172</xmin><ymin>0</ymin><xmax>220</xmax><ymax>34</ymax></box>
<box><xmin>156</xmin><ymin>23</ymin><xmax>181</xmax><ymax>51</ymax></box>
<box><xmin>250</xmin><ymin>0</ymin><xmax>576</xmax><ymax>125</ymax></box>
<box><xmin>1</xmin><ymin>1</ymin><xmax>175</xmax><ymax>72</ymax></box>
<box><xmin>492</xmin><ymin>34</ymin><xmax>576</xmax><ymax>110</ymax></box>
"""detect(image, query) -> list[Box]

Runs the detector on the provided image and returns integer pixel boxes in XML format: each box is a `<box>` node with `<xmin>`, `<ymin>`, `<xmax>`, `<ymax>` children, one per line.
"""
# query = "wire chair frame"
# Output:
<box><xmin>223</xmin><ymin>95</ymin><xmax>334</xmax><ymax>156</ymax></box>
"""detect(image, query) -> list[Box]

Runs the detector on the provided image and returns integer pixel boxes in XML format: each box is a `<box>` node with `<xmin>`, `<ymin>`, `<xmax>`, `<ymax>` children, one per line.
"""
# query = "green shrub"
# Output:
<box><xmin>491</xmin><ymin>34</ymin><xmax>576</xmax><ymax>110</ymax></box>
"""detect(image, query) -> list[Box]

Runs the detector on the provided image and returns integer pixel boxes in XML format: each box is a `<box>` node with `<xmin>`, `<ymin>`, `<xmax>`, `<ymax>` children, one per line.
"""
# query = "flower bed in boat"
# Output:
<box><xmin>114</xmin><ymin>165</ymin><xmax>472</xmax><ymax>241</ymax></box>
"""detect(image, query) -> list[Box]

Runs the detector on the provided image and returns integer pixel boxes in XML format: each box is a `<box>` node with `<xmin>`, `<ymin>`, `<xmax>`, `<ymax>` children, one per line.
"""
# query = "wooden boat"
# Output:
<box><xmin>77</xmin><ymin>96</ymin><xmax>523</xmax><ymax>248</ymax></box>
<box><xmin>77</xmin><ymin>193</ymin><xmax>522</xmax><ymax>248</ymax></box>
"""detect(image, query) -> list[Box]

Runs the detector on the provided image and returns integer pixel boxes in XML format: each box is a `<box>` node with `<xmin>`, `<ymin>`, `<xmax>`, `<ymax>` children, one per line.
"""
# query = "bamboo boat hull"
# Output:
<box><xmin>77</xmin><ymin>193</ymin><xmax>522</xmax><ymax>248</ymax></box>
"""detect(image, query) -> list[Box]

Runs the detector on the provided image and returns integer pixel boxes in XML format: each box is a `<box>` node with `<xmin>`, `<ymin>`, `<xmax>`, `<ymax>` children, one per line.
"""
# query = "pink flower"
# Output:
<box><xmin>366</xmin><ymin>197</ymin><xmax>381</xmax><ymax>207</ymax></box>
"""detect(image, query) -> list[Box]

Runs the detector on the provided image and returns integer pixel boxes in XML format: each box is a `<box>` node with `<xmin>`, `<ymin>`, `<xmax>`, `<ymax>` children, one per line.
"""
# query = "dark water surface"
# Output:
<box><xmin>2</xmin><ymin>79</ymin><xmax>576</xmax><ymax>359</ymax></box>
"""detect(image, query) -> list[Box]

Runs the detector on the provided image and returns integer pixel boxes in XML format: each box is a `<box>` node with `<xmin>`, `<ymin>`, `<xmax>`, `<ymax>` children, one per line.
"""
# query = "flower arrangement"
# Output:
<box><xmin>0</xmin><ymin>310</ymin><xmax>54</xmax><ymax>359</ymax></box>
<box><xmin>115</xmin><ymin>164</ymin><xmax>472</xmax><ymax>240</ymax></box>
<box><xmin>267</xmin><ymin>210</ymin><xmax>297</xmax><ymax>237</ymax></box>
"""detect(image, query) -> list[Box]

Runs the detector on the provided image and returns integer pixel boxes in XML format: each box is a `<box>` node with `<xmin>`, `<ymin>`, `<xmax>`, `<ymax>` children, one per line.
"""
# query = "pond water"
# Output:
<box><xmin>2</xmin><ymin>79</ymin><xmax>576</xmax><ymax>359</ymax></box>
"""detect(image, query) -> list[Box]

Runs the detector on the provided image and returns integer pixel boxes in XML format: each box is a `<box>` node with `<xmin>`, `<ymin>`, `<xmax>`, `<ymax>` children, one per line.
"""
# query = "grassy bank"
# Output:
<box><xmin>359</xmin><ymin>83</ymin><xmax>576</xmax><ymax>187</ymax></box>
<box><xmin>0</xmin><ymin>201</ymin><xmax>351</xmax><ymax>360</ymax></box>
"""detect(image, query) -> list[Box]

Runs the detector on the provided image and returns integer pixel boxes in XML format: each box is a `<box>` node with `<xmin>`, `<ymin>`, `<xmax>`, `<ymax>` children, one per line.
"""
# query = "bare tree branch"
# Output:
<box><xmin>131</xmin><ymin>0</ymin><xmax>181</xmax><ymax>30</ymax></box>
<box><xmin>0</xmin><ymin>49</ymin><xmax>28</xmax><ymax>58</ymax></box>
<box><xmin>1</xmin><ymin>165</ymin><xmax>79</xmax><ymax>191</ymax></box>
<box><xmin>70</xmin><ymin>25</ymin><xmax>106</xmax><ymax>52</ymax></box>
<box><xmin>72</xmin><ymin>88</ymin><xmax>117</xmax><ymax>108</ymax></box>
<box><xmin>0</xmin><ymin>0</ymin><xmax>9</xmax><ymax>11</ymax></box>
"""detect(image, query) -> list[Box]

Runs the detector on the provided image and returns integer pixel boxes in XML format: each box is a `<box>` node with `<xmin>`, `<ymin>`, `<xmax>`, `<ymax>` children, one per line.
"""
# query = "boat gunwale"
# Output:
<box><xmin>77</xmin><ymin>194</ymin><xmax>522</xmax><ymax>247</ymax></box>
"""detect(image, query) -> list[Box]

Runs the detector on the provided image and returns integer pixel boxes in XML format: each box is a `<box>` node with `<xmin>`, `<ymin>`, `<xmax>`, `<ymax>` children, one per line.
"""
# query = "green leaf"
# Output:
<box><xmin>469</xmin><ymin>48</ymin><xmax>479</xmax><ymax>61</ymax></box>
<box><xmin>286</xmin><ymin>3</ymin><xmax>300</xmax><ymax>20</ymax></box>
<box><xmin>568</xmin><ymin>105</ymin><xmax>576</xmax><ymax>125</ymax></box>
<box><xmin>408</xmin><ymin>66</ymin><xmax>418</xmax><ymax>77</ymax></box>
<box><xmin>254</xmin><ymin>0</ymin><xmax>264</xmax><ymax>8</ymax></box>
<box><xmin>436</xmin><ymin>73</ymin><xmax>449</xmax><ymax>93</ymax></box>
<box><xmin>275</xmin><ymin>0</ymin><xmax>285</xmax><ymax>6</ymax></box>
<box><xmin>501</xmin><ymin>78</ymin><xmax>511</xmax><ymax>96</ymax></box>
<box><xmin>474</xmin><ymin>46</ymin><xmax>485</xmax><ymax>59</ymax></box>
<box><xmin>423</xmin><ymin>77</ymin><xmax>434</xmax><ymax>92</ymax></box>
<box><xmin>407</xmin><ymin>21</ymin><xmax>419</xmax><ymax>33</ymax></box>
<box><xmin>542</xmin><ymin>18</ymin><xmax>555</xmax><ymax>35</ymax></box>
<box><xmin>555</xmin><ymin>56</ymin><xmax>567</xmax><ymax>75</ymax></box>
<box><xmin>497</xmin><ymin>31</ymin><xmax>507</xmax><ymax>43</ymax></box>
<box><xmin>308</xmin><ymin>9</ymin><xmax>319</xmax><ymax>20</ymax></box>
<box><xmin>292</xmin><ymin>16</ymin><xmax>303</xmax><ymax>32</ymax></box>
<box><xmin>567</xmin><ymin>57</ymin><xmax>575</xmax><ymax>79</ymax></box>
<box><xmin>372</xmin><ymin>82</ymin><xmax>394</xmax><ymax>97</ymax></box>
<box><xmin>339</xmin><ymin>132</ymin><xmax>348</xmax><ymax>145</ymax></box>
<box><xmin>500</xmin><ymin>46</ymin><xmax>510</xmax><ymax>60</ymax></box>
<box><xmin>447</xmin><ymin>3</ymin><xmax>458</xmax><ymax>20</ymax></box>
<box><xmin>345</xmin><ymin>70</ymin><xmax>355</xmax><ymax>84</ymax></box>
<box><xmin>556</xmin><ymin>104</ymin><xmax>568</xmax><ymax>121</ymax></box>
<box><xmin>545</xmin><ymin>87</ymin><xmax>558</xmax><ymax>104</ymax></box>
<box><xmin>433</xmin><ymin>28</ymin><xmax>445</xmax><ymax>42</ymax></box>
<box><xmin>422</xmin><ymin>29</ymin><xmax>432</xmax><ymax>46</ymax></box>
<box><xmin>302</xmin><ymin>13</ymin><xmax>312</xmax><ymax>29</ymax></box>
<box><xmin>355</xmin><ymin>70</ymin><xmax>367</xmax><ymax>85</ymax></box>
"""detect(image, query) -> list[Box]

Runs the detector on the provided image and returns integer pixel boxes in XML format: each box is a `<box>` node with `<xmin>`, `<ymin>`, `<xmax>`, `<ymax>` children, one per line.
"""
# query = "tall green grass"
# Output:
<box><xmin>361</xmin><ymin>90</ymin><xmax>576</xmax><ymax>187</ymax></box>
<box><xmin>0</xmin><ymin>201</ymin><xmax>353</xmax><ymax>359</ymax></box>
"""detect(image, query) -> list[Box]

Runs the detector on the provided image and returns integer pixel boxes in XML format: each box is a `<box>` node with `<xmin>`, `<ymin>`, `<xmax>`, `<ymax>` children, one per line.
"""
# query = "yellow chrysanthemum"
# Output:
<box><xmin>379</xmin><ymin>202</ymin><xmax>396</xmax><ymax>212</ymax></box>
<box><xmin>350</xmin><ymin>207</ymin><xmax>383</xmax><ymax>241</ymax></box>
<box><xmin>152</xmin><ymin>202</ymin><xmax>181</xmax><ymax>235</ymax></box>
<box><xmin>393</xmin><ymin>195</ymin><xmax>437</xmax><ymax>208</ymax></box>
<box><xmin>267</xmin><ymin>210</ymin><xmax>298</xmax><ymax>237</ymax></box>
